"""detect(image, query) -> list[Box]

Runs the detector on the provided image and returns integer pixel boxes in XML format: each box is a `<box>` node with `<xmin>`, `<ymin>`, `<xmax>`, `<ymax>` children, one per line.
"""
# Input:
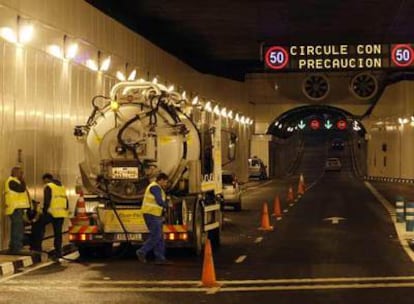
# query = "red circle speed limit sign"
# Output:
<box><xmin>265</xmin><ymin>46</ymin><xmax>289</xmax><ymax>70</ymax></box>
<box><xmin>336</xmin><ymin>120</ymin><xmax>347</xmax><ymax>130</ymax></box>
<box><xmin>391</xmin><ymin>44</ymin><xmax>414</xmax><ymax>67</ymax></box>
<box><xmin>310</xmin><ymin>119</ymin><xmax>320</xmax><ymax>130</ymax></box>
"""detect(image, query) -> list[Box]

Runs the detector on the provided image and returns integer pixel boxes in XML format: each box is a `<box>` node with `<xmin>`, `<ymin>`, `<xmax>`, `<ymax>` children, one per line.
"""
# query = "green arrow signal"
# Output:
<box><xmin>298</xmin><ymin>120</ymin><xmax>306</xmax><ymax>130</ymax></box>
<box><xmin>325</xmin><ymin>120</ymin><xmax>333</xmax><ymax>129</ymax></box>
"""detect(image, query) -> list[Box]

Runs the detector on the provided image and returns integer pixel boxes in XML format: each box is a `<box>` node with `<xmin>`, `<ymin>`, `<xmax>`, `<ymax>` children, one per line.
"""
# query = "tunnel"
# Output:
<box><xmin>250</xmin><ymin>105</ymin><xmax>367</xmax><ymax>180</ymax></box>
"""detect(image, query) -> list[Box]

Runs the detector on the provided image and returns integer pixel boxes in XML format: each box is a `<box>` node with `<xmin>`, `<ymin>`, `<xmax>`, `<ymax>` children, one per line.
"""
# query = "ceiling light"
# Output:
<box><xmin>86</xmin><ymin>59</ymin><xmax>98</xmax><ymax>71</ymax></box>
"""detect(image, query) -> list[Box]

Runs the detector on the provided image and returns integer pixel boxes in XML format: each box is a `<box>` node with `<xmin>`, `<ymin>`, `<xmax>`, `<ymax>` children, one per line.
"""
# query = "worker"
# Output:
<box><xmin>4</xmin><ymin>167</ymin><xmax>31</xmax><ymax>254</ymax></box>
<box><xmin>136</xmin><ymin>173</ymin><xmax>171</xmax><ymax>265</ymax></box>
<box><xmin>31</xmin><ymin>173</ymin><xmax>69</xmax><ymax>260</ymax></box>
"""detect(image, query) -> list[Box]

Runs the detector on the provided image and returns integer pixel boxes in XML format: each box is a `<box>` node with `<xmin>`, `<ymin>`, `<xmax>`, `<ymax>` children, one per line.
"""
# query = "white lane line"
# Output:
<box><xmin>235</xmin><ymin>255</ymin><xmax>247</xmax><ymax>263</ymax></box>
<box><xmin>254</xmin><ymin>237</ymin><xmax>263</xmax><ymax>243</ymax></box>
<box><xmin>283</xmin><ymin>209</ymin><xmax>288</xmax><ymax>213</ymax></box>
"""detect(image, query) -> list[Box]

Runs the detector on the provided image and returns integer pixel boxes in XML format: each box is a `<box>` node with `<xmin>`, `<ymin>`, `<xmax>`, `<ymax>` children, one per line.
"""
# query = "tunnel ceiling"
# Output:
<box><xmin>85</xmin><ymin>0</ymin><xmax>414</xmax><ymax>81</ymax></box>
<box><xmin>267</xmin><ymin>105</ymin><xmax>365</xmax><ymax>139</ymax></box>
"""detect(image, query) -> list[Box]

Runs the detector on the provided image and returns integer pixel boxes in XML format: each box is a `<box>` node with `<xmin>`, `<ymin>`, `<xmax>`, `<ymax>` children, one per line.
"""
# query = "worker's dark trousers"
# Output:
<box><xmin>138</xmin><ymin>214</ymin><xmax>166</xmax><ymax>261</ymax></box>
<box><xmin>9</xmin><ymin>209</ymin><xmax>24</xmax><ymax>253</ymax></box>
<box><xmin>31</xmin><ymin>214</ymin><xmax>64</xmax><ymax>257</ymax></box>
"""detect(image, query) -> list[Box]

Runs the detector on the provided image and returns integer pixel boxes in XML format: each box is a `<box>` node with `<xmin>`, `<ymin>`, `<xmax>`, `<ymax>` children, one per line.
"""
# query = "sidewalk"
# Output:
<box><xmin>365</xmin><ymin>180</ymin><xmax>414</xmax><ymax>260</ymax></box>
<box><xmin>0</xmin><ymin>232</ymin><xmax>75</xmax><ymax>277</ymax></box>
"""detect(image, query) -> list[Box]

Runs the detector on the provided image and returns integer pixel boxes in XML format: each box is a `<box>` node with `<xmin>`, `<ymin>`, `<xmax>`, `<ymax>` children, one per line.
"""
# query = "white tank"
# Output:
<box><xmin>75</xmin><ymin>81</ymin><xmax>200</xmax><ymax>201</ymax></box>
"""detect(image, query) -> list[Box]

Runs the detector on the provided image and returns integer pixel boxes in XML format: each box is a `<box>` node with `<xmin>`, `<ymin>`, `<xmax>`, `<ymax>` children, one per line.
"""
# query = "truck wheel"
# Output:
<box><xmin>77</xmin><ymin>245</ymin><xmax>91</xmax><ymax>258</ymax></box>
<box><xmin>234</xmin><ymin>201</ymin><xmax>242</xmax><ymax>212</ymax></box>
<box><xmin>192</xmin><ymin>202</ymin><xmax>205</xmax><ymax>256</ymax></box>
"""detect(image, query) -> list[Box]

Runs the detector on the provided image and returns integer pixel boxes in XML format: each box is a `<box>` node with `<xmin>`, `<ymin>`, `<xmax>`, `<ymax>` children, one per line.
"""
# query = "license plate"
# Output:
<box><xmin>115</xmin><ymin>233</ymin><xmax>142</xmax><ymax>241</ymax></box>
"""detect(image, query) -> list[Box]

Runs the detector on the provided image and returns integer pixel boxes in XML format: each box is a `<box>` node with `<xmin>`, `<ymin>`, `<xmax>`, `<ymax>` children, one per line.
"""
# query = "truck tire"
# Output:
<box><xmin>77</xmin><ymin>243</ymin><xmax>112</xmax><ymax>259</ymax></box>
<box><xmin>77</xmin><ymin>244</ymin><xmax>92</xmax><ymax>258</ymax></box>
<box><xmin>192</xmin><ymin>202</ymin><xmax>205</xmax><ymax>256</ymax></box>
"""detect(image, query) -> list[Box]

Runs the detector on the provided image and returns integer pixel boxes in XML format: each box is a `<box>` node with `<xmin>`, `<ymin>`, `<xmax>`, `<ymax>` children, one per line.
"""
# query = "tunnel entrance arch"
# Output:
<box><xmin>250</xmin><ymin>105</ymin><xmax>367</xmax><ymax>179</ymax></box>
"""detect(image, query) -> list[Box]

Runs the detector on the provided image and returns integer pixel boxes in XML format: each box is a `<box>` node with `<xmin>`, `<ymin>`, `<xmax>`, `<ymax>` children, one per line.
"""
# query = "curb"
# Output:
<box><xmin>0</xmin><ymin>243</ymin><xmax>77</xmax><ymax>277</ymax></box>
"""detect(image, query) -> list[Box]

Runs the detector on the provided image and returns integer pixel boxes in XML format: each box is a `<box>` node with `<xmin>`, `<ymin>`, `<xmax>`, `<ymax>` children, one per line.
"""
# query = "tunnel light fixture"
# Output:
<box><xmin>127</xmin><ymin>69</ymin><xmax>137</xmax><ymax>81</ymax></box>
<box><xmin>116</xmin><ymin>71</ymin><xmax>126</xmax><ymax>81</ymax></box>
<box><xmin>65</xmin><ymin>43</ymin><xmax>78</xmax><ymax>60</ymax></box>
<box><xmin>227</xmin><ymin>110</ymin><xmax>233</xmax><ymax>119</ymax></box>
<box><xmin>213</xmin><ymin>105</ymin><xmax>220</xmax><ymax>115</ymax></box>
<box><xmin>99</xmin><ymin>56</ymin><xmax>111</xmax><ymax>71</ymax></box>
<box><xmin>181</xmin><ymin>91</ymin><xmax>187</xmax><ymax>100</ymax></box>
<box><xmin>191</xmin><ymin>96</ymin><xmax>199</xmax><ymax>105</ymax></box>
<box><xmin>274</xmin><ymin>121</ymin><xmax>279</xmax><ymax>126</ymax></box>
<box><xmin>205</xmin><ymin>101</ymin><xmax>212</xmax><ymax>112</ymax></box>
<box><xmin>86</xmin><ymin>59</ymin><xmax>98</xmax><ymax>71</ymax></box>
<box><xmin>240</xmin><ymin>116</ymin><xmax>246</xmax><ymax>124</ymax></box>
<box><xmin>47</xmin><ymin>44</ymin><xmax>63</xmax><ymax>58</ymax></box>
<box><xmin>0</xmin><ymin>27</ymin><xmax>17</xmax><ymax>43</ymax></box>
<box><xmin>220</xmin><ymin>107</ymin><xmax>227</xmax><ymax>118</ymax></box>
<box><xmin>278</xmin><ymin>124</ymin><xmax>283</xmax><ymax>129</ymax></box>
<box><xmin>152</xmin><ymin>77</ymin><xmax>158</xmax><ymax>84</ymax></box>
<box><xmin>63</xmin><ymin>35</ymin><xmax>79</xmax><ymax>60</ymax></box>
<box><xmin>167</xmin><ymin>85</ymin><xmax>175</xmax><ymax>92</ymax></box>
<box><xmin>398</xmin><ymin>117</ymin><xmax>409</xmax><ymax>125</ymax></box>
<box><xmin>17</xmin><ymin>16</ymin><xmax>34</xmax><ymax>45</ymax></box>
<box><xmin>235</xmin><ymin>113</ymin><xmax>240</xmax><ymax>122</ymax></box>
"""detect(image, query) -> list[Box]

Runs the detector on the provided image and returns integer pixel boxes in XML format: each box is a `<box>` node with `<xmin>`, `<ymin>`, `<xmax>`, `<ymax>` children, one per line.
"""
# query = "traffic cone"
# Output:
<box><xmin>201</xmin><ymin>238</ymin><xmax>220</xmax><ymax>287</ymax></box>
<box><xmin>272</xmin><ymin>195</ymin><xmax>282</xmax><ymax>220</ymax></box>
<box><xmin>287</xmin><ymin>186</ymin><xmax>295</xmax><ymax>205</ymax></box>
<box><xmin>258</xmin><ymin>202</ymin><xmax>273</xmax><ymax>231</ymax></box>
<box><xmin>297</xmin><ymin>174</ymin><xmax>306</xmax><ymax>197</ymax></box>
<box><xmin>71</xmin><ymin>192</ymin><xmax>89</xmax><ymax>226</ymax></box>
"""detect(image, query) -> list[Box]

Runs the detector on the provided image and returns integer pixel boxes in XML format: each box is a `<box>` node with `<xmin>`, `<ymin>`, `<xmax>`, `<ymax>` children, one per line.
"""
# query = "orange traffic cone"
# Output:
<box><xmin>71</xmin><ymin>192</ymin><xmax>89</xmax><ymax>226</ymax></box>
<box><xmin>201</xmin><ymin>238</ymin><xmax>220</xmax><ymax>287</ymax></box>
<box><xmin>297</xmin><ymin>174</ymin><xmax>306</xmax><ymax>197</ymax></box>
<box><xmin>287</xmin><ymin>186</ymin><xmax>295</xmax><ymax>205</ymax></box>
<box><xmin>258</xmin><ymin>202</ymin><xmax>273</xmax><ymax>231</ymax></box>
<box><xmin>272</xmin><ymin>195</ymin><xmax>282</xmax><ymax>219</ymax></box>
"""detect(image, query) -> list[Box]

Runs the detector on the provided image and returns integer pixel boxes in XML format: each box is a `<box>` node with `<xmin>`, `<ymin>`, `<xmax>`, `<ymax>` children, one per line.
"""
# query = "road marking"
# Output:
<box><xmin>4</xmin><ymin>276</ymin><xmax>414</xmax><ymax>293</ymax></box>
<box><xmin>235</xmin><ymin>255</ymin><xmax>247</xmax><ymax>263</ymax></box>
<box><xmin>0</xmin><ymin>251</ymin><xmax>79</xmax><ymax>283</ymax></box>
<box><xmin>323</xmin><ymin>217</ymin><xmax>346</xmax><ymax>224</ymax></box>
<box><xmin>254</xmin><ymin>237</ymin><xmax>263</xmax><ymax>243</ymax></box>
<box><xmin>283</xmin><ymin>209</ymin><xmax>288</xmax><ymax>213</ymax></box>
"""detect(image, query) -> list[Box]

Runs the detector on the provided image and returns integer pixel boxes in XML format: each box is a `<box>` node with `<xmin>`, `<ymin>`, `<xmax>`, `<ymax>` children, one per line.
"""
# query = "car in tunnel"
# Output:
<box><xmin>331</xmin><ymin>138</ymin><xmax>345</xmax><ymax>150</ymax></box>
<box><xmin>325</xmin><ymin>157</ymin><xmax>342</xmax><ymax>171</ymax></box>
<box><xmin>221</xmin><ymin>171</ymin><xmax>242</xmax><ymax>211</ymax></box>
<box><xmin>248</xmin><ymin>157</ymin><xmax>267</xmax><ymax>180</ymax></box>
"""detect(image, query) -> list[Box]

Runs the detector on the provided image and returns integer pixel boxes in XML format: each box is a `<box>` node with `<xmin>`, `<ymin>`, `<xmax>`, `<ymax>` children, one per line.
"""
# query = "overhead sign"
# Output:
<box><xmin>263</xmin><ymin>43</ymin><xmax>414</xmax><ymax>72</ymax></box>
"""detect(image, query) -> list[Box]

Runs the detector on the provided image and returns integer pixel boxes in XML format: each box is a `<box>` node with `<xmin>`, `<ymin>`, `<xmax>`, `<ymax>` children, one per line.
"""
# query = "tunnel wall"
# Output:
<box><xmin>364</xmin><ymin>81</ymin><xmax>414</xmax><ymax>180</ymax></box>
<box><xmin>0</xmin><ymin>0</ymin><xmax>251</xmax><ymax>249</ymax></box>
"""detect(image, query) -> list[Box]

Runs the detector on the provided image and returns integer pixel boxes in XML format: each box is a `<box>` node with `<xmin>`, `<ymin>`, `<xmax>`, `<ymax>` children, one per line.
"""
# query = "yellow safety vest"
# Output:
<box><xmin>47</xmin><ymin>182</ymin><xmax>69</xmax><ymax>218</ymax></box>
<box><xmin>141</xmin><ymin>181</ymin><xmax>166</xmax><ymax>216</ymax></box>
<box><xmin>4</xmin><ymin>177</ymin><xmax>30</xmax><ymax>215</ymax></box>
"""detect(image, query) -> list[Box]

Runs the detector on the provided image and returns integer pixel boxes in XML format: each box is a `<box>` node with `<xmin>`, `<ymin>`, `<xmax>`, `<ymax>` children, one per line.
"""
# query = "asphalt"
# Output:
<box><xmin>1</xmin><ymin>178</ymin><xmax>414</xmax><ymax>278</ymax></box>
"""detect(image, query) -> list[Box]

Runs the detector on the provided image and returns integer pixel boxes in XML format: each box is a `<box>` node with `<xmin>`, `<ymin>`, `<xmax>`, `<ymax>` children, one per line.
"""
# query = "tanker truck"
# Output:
<box><xmin>69</xmin><ymin>80</ymin><xmax>223</xmax><ymax>257</ymax></box>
